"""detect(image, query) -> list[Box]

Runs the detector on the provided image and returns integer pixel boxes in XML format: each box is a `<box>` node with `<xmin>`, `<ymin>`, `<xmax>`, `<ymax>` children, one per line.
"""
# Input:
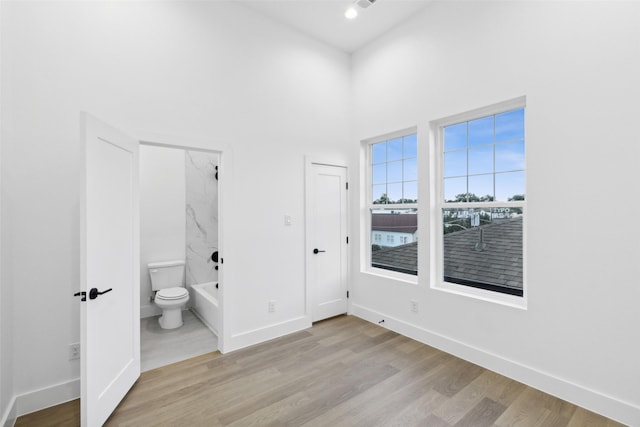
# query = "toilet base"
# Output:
<box><xmin>158</xmin><ymin>307</ymin><xmax>184</xmax><ymax>329</ymax></box>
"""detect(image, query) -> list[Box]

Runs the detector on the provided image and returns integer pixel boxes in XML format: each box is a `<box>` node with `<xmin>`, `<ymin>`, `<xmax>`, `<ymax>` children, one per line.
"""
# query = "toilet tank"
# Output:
<box><xmin>148</xmin><ymin>260</ymin><xmax>185</xmax><ymax>291</ymax></box>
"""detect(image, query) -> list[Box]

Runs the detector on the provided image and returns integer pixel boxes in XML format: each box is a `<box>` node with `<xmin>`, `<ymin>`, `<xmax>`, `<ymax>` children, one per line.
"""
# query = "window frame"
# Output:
<box><xmin>363</xmin><ymin>127</ymin><xmax>419</xmax><ymax>283</ymax></box>
<box><xmin>431</xmin><ymin>97</ymin><xmax>527</xmax><ymax>308</ymax></box>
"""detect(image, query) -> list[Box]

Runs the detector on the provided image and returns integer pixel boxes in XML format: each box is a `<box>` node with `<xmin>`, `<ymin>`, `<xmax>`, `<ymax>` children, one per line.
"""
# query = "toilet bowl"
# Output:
<box><xmin>154</xmin><ymin>287</ymin><xmax>190</xmax><ymax>329</ymax></box>
<box><xmin>148</xmin><ymin>260</ymin><xmax>189</xmax><ymax>330</ymax></box>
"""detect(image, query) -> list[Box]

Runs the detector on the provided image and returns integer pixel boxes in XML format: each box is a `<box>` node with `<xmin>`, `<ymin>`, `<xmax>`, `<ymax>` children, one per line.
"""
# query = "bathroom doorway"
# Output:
<box><xmin>139</xmin><ymin>143</ymin><xmax>221</xmax><ymax>371</ymax></box>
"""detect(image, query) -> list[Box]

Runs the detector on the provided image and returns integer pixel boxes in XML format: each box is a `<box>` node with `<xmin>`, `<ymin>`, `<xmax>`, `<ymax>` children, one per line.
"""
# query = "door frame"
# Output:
<box><xmin>304</xmin><ymin>157</ymin><xmax>350</xmax><ymax>322</ymax></box>
<box><xmin>137</xmin><ymin>132</ymin><xmax>231</xmax><ymax>352</ymax></box>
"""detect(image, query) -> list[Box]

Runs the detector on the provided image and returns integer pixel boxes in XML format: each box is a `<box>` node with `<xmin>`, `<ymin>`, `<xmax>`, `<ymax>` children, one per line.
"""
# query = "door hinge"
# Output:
<box><xmin>347</xmin><ymin>290</ymin><xmax>350</xmax><ymax>298</ymax></box>
<box><xmin>346</xmin><ymin>236</ymin><xmax>349</xmax><ymax>244</ymax></box>
<box><xmin>346</xmin><ymin>182</ymin><xmax>349</xmax><ymax>190</ymax></box>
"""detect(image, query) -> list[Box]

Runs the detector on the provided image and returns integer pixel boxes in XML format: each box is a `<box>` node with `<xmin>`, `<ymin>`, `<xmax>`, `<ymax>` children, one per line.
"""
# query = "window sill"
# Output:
<box><xmin>432</xmin><ymin>280</ymin><xmax>527</xmax><ymax>310</ymax></box>
<box><xmin>362</xmin><ymin>268</ymin><xmax>418</xmax><ymax>285</ymax></box>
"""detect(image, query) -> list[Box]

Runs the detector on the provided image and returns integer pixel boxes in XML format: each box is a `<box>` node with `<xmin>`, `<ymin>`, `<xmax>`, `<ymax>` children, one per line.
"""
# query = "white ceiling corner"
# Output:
<box><xmin>236</xmin><ymin>0</ymin><xmax>433</xmax><ymax>53</ymax></box>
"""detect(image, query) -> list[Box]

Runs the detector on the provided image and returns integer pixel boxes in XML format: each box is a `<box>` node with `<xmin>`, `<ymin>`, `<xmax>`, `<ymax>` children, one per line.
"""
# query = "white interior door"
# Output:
<box><xmin>80</xmin><ymin>113</ymin><xmax>140</xmax><ymax>426</ymax></box>
<box><xmin>307</xmin><ymin>163</ymin><xmax>348</xmax><ymax>322</ymax></box>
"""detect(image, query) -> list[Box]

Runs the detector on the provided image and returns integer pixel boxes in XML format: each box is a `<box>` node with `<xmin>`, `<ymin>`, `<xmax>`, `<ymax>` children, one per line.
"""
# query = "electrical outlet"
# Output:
<box><xmin>69</xmin><ymin>343</ymin><xmax>80</xmax><ymax>360</ymax></box>
<box><xmin>410</xmin><ymin>300</ymin><xmax>419</xmax><ymax>313</ymax></box>
<box><xmin>268</xmin><ymin>300</ymin><xmax>276</xmax><ymax>313</ymax></box>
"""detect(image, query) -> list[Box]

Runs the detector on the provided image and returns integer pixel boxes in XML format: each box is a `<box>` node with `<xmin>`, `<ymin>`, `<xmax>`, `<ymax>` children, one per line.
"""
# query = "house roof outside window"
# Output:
<box><xmin>371</xmin><ymin>216</ymin><xmax>523</xmax><ymax>288</ymax></box>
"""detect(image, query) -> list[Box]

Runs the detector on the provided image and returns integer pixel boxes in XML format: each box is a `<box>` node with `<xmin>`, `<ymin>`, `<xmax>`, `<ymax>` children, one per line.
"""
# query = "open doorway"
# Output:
<box><xmin>139</xmin><ymin>144</ymin><xmax>220</xmax><ymax>371</ymax></box>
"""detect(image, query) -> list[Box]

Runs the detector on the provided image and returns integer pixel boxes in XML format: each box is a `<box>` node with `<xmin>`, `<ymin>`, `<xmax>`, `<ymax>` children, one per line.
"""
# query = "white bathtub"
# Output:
<box><xmin>191</xmin><ymin>282</ymin><xmax>219</xmax><ymax>336</ymax></box>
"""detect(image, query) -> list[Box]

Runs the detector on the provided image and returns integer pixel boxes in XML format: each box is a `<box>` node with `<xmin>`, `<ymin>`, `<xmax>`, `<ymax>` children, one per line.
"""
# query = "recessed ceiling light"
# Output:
<box><xmin>345</xmin><ymin>6</ymin><xmax>358</xmax><ymax>20</ymax></box>
<box><xmin>356</xmin><ymin>0</ymin><xmax>377</xmax><ymax>9</ymax></box>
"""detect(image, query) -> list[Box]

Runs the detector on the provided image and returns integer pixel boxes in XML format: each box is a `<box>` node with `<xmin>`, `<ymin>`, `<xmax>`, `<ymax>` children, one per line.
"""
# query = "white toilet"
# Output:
<box><xmin>148</xmin><ymin>260</ymin><xmax>190</xmax><ymax>330</ymax></box>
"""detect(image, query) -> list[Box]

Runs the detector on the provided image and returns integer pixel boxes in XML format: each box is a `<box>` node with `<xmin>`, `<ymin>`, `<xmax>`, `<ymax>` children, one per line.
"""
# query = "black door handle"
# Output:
<box><xmin>313</xmin><ymin>248</ymin><xmax>326</xmax><ymax>254</ymax></box>
<box><xmin>73</xmin><ymin>291</ymin><xmax>86</xmax><ymax>301</ymax></box>
<box><xmin>89</xmin><ymin>287</ymin><xmax>113</xmax><ymax>300</ymax></box>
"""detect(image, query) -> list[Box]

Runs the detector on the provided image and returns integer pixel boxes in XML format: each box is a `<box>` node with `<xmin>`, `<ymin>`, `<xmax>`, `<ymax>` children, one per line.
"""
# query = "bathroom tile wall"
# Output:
<box><xmin>185</xmin><ymin>151</ymin><xmax>219</xmax><ymax>286</ymax></box>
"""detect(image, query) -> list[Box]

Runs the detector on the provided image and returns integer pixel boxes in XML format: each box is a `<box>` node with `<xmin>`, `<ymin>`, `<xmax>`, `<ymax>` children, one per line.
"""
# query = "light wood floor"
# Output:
<box><xmin>16</xmin><ymin>315</ymin><xmax>625</xmax><ymax>427</ymax></box>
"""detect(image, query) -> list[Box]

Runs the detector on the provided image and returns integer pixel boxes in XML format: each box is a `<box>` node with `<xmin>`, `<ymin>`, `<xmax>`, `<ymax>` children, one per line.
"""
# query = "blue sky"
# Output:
<box><xmin>444</xmin><ymin>108</ymin><xmax>525</xmax><ymax>202</ymax></box>
<box><xmin>371</xmin><ymin>108</ymin><xmax>525</xmax><ymax>203</ymax></box>
<box><xmin>372</xmin><ymin>133</ymin><xmax>418</xmax><ymax>202</ymax></box>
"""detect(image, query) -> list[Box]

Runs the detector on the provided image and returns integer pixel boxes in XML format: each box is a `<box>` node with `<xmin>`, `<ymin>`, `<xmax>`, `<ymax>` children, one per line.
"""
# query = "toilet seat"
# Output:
<box><xmin>156</xmin><ymin>287</ymin><xmax>188</xmax><ymax>300</ymax></box>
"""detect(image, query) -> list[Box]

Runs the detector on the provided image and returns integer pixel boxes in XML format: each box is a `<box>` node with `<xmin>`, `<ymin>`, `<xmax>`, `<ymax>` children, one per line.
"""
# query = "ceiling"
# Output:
<box><xmin>237</xmin><ymin>0</ymin><xmax>433</xmax><ymax>53</ymax></box>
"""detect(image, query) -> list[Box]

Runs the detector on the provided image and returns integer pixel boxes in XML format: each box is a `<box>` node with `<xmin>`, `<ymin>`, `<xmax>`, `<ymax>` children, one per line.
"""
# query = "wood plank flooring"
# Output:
<box><xmin>16</xmin><ymin>315</ymin><xmax>625</xmax><ymax>427</ymax></box>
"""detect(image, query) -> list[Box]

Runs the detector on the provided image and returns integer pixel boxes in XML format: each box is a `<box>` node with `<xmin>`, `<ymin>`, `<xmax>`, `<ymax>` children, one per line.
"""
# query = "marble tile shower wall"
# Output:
<box><xmin>185</xmin><ymin>151</ymin><xmax>219</xmax><ymax>287</ymax></box>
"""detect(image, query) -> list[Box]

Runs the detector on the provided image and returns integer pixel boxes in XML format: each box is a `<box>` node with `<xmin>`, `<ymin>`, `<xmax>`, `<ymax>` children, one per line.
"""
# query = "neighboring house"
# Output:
<box><xmin>371</xmin><ymin>213</ymin><xmax>418</xmax><ymax>248</ymax></box>
<box><xmin>372</xmin><ymin>217</ymin><xmax>523</xmax><ymax>288</ymax></box>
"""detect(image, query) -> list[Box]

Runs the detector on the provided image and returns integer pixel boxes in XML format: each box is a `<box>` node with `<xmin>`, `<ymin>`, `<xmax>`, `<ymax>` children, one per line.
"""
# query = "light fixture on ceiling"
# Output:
<box><xmin>344</xmin><ymin>0</ymin><xmax>377</xmax><ymax>19</ymax></box>
<box><xmin>356</xmin><ymin>0</ymin><xmax>377</xmax><ymax>8</ymax></box>
<box><xmin>345</xmin><ymin>6</ymin><xmax>358</xmax><ymax>19</ymax></box>
<box><xmin>345</xmin><ymin>0</ymin><xmax>377</xmax><ymax>19</ymax></box>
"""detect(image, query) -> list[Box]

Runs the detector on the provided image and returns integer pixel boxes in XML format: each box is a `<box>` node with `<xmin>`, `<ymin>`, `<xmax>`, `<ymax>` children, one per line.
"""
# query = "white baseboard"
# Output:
<box><xmin>14</xmin><ymin>378</ymin><xmax>79</xmax><ymax>418</ymax></box>
<box><xmin>351</xmin><ymin>303</ymin><xmax>639</xmax><ymax>427</ymax></box>
<box><xmin>222</xmin><ymin>316</ymin><xmax>311</xmax><ymax>353</ymax></box>
<box><xmin>1</xmin><ymin>396</ymin><xmax>16</xmax><ymax>427</ymax></box>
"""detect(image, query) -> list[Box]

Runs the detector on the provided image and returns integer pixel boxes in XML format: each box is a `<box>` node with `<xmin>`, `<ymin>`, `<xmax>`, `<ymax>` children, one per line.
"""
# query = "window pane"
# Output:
<box><xmin>370</xmin><ymin>132</ymin><xmax>417</xmax><ymax>212</ymax></box>
<box><xmin>403</xmin><ymin>158</ymin><xmax>417</xmax><ymax>181</ymax></box>
<box><xmin>372</xmin><ymin>163</ymin><xmax>386</xmax><ymax>185</ymax></box>
<box><xmin>387</xmin><ymin>182</ymin><xmax>403</xmax><ymax>203</ymax></box>
<box><xmin>440</xmin><ymin>105</ymin><xmax>525</xmax><ymax>297</ymax></box>
<box><xmin>387</xmin><ymin>138</ymin><xmax>403</xmax><ymax>161</ymax></box>
<box><xmin>468</xmin><ymin>116</ymin><xmax>493</xmax><ymax>147</ymax></box>
<box><xmin>387</xmin><ymin>160</ymin><xmax>403</xmax><ymax>183</ymax></box>
<box><xmin>444</xmin><ymin>122</ymin><xmax>467</xmax><ymax>151</ymax></box>
<box><xmin>442</xmin><ymin>207</ymin><xmax>523</xmax><ymax>295</ymax></box>
<box><xmin>371</xmin><ymin>208</ymin><xmax>418</xmax><ymax>275</ymax></box>
<box><xmin>495</xmin><ymin>171</ymin><xmax>525</xmax><ymax>202</ymax></box>
<box><xmin>496</xmin><ymin>109</ymin><xmax>524</xmax><ymax>142</ymax></box>
<box><xmin>468</xmin><ymin>174</ymin><xmax>494</xmax><ymax>201</ymax></box>
<box><xmin>372</xmin><ymin>142</ymin><xmax>386</xmax><ymax>164</ymax></box>
<box><xmin>444</xmin><ymin>150</ymin><xmax>466</xmax><ymax>178</ymax></box>
<box><xmin>403</xmin><ymin>134</ymin><xmax>417</xmax><ymax>158</ymax></box>
<box><xmin>372</xmin><ymin>184</ymin><xmax>387</xmax><ymax>204</ymax></box>
<box><xmin>444</xmin><ymin>176</ymin><xmax>467</xmax><ymax>202</ymax></box>
<box><xmin>403</xmin><ymin>181</ymin><xmax>417</xmax><ymax>202</ymax></box>
<box><xmin>468</xmin><ymin>145</ymin><xmax>493</xmax><ymax>175</ymax></box>
<box><xmin>495</xmin><ymin>141</ymin><xmax>525</xmax><ymax>172</ymax></box>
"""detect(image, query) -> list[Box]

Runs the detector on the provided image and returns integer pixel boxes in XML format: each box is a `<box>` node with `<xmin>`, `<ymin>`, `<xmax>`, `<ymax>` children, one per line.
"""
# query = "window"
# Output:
<box><xmin>367</xmin><ymin>130</ymin><xmax>418</xmax><ymax>277</ymax></box>
<box><xmin>436</xmin><ymin>99</ymin><xmax>525</xmax><ymax>297</ymax></box>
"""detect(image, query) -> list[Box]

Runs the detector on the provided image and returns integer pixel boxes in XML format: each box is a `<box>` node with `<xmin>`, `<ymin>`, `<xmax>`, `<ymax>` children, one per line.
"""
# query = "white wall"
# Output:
<box><xmin>140</xmin><ymin>145</ymin><xmax>186</xmax><ymax>318</ymax></box>
<box><xmin>351</xmin><ymin>1</ymin><xmax>640</xmax><ymax>425</ymax></box>
<box><xmin>0</xmin><ymin>2</ymin><xmax>16</xmax><ymax>422</ymax></box>
<box><xmin>0</xmin><ymin>0</ymin><xmax>350</xmax><ymax>415</ymax></box>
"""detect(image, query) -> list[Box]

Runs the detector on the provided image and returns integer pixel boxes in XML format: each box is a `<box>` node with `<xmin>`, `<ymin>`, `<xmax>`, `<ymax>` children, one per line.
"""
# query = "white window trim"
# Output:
<box><xmin>430</xmin><ymin>97</ymin><xmax>527</xmax><ymax>309</ymax></box>
<box><xmin>362</xmin><ymin>127</ymin><xmax>419</xmax><ymax>283</ymax></box>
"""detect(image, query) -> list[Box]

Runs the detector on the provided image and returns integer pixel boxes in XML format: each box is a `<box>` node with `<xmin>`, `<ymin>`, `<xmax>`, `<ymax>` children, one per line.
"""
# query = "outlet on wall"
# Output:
<box><xmin>410</xmin><ymin>300</ymin><xmax>419</xmax><ymax>313</ymax></box>
<box><xmin>268</xmin><ymin>300</ymin><xmax>276</xmax><ymax>313</ymax></box>
<box><xmin>69</xmin><ymin>343</ymin><xmax>80</xmax><ymax>360</ymax></box>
